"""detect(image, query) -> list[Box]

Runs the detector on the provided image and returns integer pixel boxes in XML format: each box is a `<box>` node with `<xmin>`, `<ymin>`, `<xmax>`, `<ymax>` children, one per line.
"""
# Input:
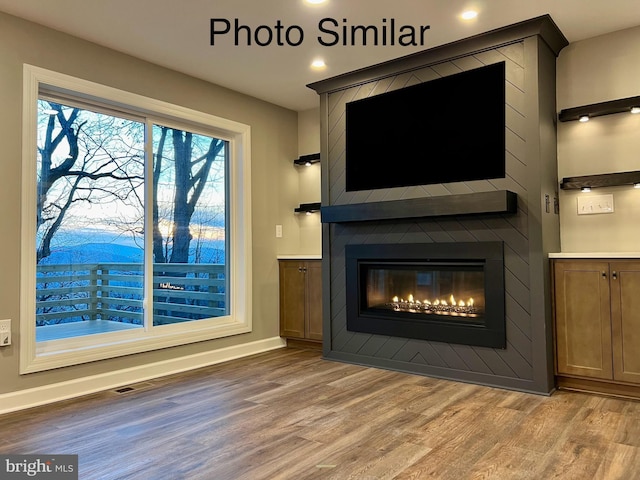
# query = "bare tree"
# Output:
<box><xmin>152</xmin><ymin>126</ymin><xmax>225</xmax><ymax>264</ymax></box>
<box><xmin>37</xmin><ymin>102</ymin><xmax>226</xmax><ymax>267</ymax></box>
<box><xmin>37</xmin><ymin>101</ymin><xmax>144</xmax><ymax>263</ymax></box>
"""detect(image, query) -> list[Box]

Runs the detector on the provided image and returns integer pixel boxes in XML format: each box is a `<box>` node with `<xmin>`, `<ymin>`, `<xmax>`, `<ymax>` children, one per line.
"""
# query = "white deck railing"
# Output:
<box><xmin>36</xmin><ymin>262</ymin><xmax>226</xmax><ymax>326</ymax></box>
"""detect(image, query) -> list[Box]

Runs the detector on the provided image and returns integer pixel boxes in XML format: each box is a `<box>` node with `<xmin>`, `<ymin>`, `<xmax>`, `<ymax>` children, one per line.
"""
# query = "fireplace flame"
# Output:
<box><xmin>388</xmin><ymin>294</ymin><xmax>477</xmax><ymax>315</ymax></box>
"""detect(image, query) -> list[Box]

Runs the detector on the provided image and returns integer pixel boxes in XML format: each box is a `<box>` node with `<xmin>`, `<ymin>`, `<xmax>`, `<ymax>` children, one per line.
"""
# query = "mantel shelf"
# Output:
<box><xmin>560</xmin><ymin>171</ymin><xmax>640</xmax><ymax>190</ymax></box>
<box><xmin>321</xmin><ymin>191</ymin><xmax>517</xmax><ymax>224</ymax></box>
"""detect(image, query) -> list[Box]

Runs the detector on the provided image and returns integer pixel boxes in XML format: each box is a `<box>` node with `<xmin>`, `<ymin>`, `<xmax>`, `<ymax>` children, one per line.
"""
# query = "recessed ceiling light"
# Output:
<box><xmin>461</xmin><ymin>10</ymin><xmax>478</xmax><ymax>20</ymax></box>
<box><xmin>311</xmin><ymin>59</ymin><xmax>326</xmax><ymax>69</ymax></box>
<box><xmin>305</xmin><ymin>0</ymin><xmax>326</xmax><ymax>4</ymax></box>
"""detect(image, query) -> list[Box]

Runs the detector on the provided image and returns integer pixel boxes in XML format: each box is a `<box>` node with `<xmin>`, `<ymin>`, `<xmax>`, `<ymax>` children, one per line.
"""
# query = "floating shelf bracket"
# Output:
<box><xmin>560</xmin><ymin>170</ymin><xmax>640</xmax><ymax>190</ymax></box>
<box><xmin>295</xmin><ymin>202</ymin><xmax>321</xmax><ymax>214</ymax></box>
<box><xmin>293</xmin><ymin>153</ymin><xmax>320</xmax><ymax>166</ymax></box>
<box><xmin>559</xmin><ymin>95</ymin><xmax>640</xmax><ymax>122</ymax></box>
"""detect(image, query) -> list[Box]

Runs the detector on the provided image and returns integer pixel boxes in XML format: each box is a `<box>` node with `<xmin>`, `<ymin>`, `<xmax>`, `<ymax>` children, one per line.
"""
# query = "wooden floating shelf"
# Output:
<box><xmin>321</xmin><ymin>190</ymin><xmax>517</xmax><ymax>224</ymax></box>
<box><xmin>560</xmin><ymin>171</ymin><xmax>640</xmax><ymax>190</ymax></box>
<box><xmin>295</xmin><ymin>202</ymin><xmax>321</xmax><ymax>214</ymax></box>
<box><xmin>559</xmin><ymin>95</ymin><xmax>640</xmax><ymax>122</ymax></box>
<box><xmin>293</xmin><ymin>153</ymin><xmax>320</xmax><ymax>166</ymax></box>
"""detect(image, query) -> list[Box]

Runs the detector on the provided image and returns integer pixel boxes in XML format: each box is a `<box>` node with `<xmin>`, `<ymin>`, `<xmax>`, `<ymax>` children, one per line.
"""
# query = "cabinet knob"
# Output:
<box><xmin>612</xmin><ymin>271</ymin><xmax>617</xmax><ymax>280</ymax></box>
<box><xmin>602</xmin><ymin>271</ymin><xmax>606</xmax><ymax>278</ymax></box>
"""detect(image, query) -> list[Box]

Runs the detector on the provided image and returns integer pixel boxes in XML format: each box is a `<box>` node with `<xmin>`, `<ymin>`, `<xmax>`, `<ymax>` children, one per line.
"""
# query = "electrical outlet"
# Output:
<box><xmin>0</xmin><ymin>319</ymin><xmax>10</xmax><ymax>346</ymax></box>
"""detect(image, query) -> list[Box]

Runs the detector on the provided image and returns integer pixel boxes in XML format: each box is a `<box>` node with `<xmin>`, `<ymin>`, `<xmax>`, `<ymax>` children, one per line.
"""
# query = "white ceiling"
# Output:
<box><xmin>1</xmin><ymin>0</ymin><xmax>640</xmax><ymax>112</ymax></box>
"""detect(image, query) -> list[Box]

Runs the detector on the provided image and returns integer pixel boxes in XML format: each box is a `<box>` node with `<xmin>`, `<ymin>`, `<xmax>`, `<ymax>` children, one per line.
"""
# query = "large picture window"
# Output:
<box><xmin>21</xmin><ymin>65</ymin><xmax>251</xmax><ymax>373</ymax></box>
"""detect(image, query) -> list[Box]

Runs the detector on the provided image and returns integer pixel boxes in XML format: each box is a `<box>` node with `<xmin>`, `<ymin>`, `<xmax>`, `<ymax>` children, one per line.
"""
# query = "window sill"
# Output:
<box><xmin>23</xmin><ymin>316</ymin><xmax>251</xmax><ymax>374</ymax></box>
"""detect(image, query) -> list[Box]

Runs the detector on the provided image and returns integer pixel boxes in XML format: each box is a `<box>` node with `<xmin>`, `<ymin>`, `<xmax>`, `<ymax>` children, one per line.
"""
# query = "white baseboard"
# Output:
<box><xmin>0</xmin><ymin>336</ymin><xmax>287</xmax><ymax>415</ymax></box>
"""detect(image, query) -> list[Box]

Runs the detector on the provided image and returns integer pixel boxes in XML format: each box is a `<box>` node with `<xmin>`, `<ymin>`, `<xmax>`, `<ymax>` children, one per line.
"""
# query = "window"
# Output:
<box><xmin>21</xmin><ymin>65</ymin><xmax>252</xmax><ymax>373</ymax></box>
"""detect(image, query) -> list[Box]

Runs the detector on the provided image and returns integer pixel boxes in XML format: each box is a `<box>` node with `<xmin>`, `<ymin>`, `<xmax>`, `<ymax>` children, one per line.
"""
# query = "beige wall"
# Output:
<box><xmin>557</xmin><ymin>26</ymin><xmax>640</xmax><ymax>252</ymax></box>
<box><xmin>272</xmin><ymin>107</ymin><xmax>322</xmax><ymax>256</ymax></box>
<box><xmin>296</xmin><ymin>108</ymin><xmax>322</xmax><ymax>254</ymax></box>
<box><xmin>0</xmin><ymin>12</ymin><xmax>299</xmax><ymax>395</ymax></box>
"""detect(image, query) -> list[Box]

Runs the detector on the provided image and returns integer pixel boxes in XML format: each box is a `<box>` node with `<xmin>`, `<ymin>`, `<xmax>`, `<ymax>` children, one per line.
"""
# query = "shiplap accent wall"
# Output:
<box><xmin>328</xmin><ymin>45</ymin><xmax>526</xmax><ymax>207</ymax></box>
<box><xmin>311</xmin><ymin>17</ymin><xmax>567</xmax><ymax>394</ymax></box>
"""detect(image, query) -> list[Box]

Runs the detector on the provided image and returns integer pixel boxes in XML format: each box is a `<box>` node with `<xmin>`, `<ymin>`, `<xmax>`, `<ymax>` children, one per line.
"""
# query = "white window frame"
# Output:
<box><xmin>20</xmin><ymin>64</ymin><xmax>252</xmax><ymax>373</ymax></box>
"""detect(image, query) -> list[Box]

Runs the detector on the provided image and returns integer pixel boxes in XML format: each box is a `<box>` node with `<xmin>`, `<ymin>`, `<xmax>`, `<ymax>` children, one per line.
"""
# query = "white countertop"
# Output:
<box><xmin>549</xmin><ymin>252</ymin><xmax>640</xmax><ymax>259</ymax></box>
<box><xmin>277</xmin><ymin>255</ymin><xmax>322</xmax><ymax>260</ymax></box>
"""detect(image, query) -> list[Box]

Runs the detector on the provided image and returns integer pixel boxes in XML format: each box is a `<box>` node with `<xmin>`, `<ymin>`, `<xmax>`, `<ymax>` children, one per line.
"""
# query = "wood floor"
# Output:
<box><xmin>2</xmin><ymin>347</ymin><xmax>640</xmax><ymax>479</ymax></box>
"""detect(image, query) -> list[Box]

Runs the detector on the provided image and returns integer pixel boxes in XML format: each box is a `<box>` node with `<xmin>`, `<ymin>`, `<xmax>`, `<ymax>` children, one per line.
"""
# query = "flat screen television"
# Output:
<box><xmin>345</xmin><ymin>61</ymin><xmax>506</xmax><ymax>192</ymax></box>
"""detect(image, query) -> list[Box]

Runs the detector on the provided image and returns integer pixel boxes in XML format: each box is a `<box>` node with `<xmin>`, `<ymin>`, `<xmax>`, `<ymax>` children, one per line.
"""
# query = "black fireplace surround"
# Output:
<box><xmin>345</xmin><ymin>242</ymin><xmax>506</xmax><ymax>348</ymax></box>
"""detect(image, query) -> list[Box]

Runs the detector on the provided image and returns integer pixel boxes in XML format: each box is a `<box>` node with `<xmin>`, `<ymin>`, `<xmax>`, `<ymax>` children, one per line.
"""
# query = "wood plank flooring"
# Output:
<box><xmin>2</xmin><ymin>347</ymin><xmax>640</xmax><ymax>479</ymax></box>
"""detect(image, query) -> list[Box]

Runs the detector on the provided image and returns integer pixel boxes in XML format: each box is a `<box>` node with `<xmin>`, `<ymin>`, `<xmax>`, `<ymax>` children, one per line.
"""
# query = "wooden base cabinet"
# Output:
<box><xmin>610</xmin><ymin>262</ymin><xmax>640</xmax><ymax>383</ymax></box>
<box><xmin>553</xmin><ymin>259</ymin><xmax>640</xmax><ymax>396</ymax></box>
<box><xmin>279</xmin><ymin>260</ymin><xmax>322</xmax><ymax>343</ymax></box>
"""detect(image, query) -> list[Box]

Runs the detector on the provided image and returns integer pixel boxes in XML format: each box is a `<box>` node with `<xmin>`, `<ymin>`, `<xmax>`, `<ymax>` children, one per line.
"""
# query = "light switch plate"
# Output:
<box><xmin>0</xmin><ymin>319</ymin><xmax>10</xmax><ymax>346</ymax></box>
<box><xmin>577</xmin><ymin>194</ymin><xmax>614</xmax><ymax>215</ymax></box>
<box><xmin>275</xmin><ymin>224</ymin><xmax>283</xmax><ymax>238</ymax></box>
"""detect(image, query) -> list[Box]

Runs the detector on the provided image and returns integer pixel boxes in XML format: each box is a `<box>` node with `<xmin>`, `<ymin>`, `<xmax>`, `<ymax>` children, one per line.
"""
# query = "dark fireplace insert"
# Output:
<box><xmin>345</xmin><ymin>242</ymin><xmax>506</xmax><ymax>348</ymax></box>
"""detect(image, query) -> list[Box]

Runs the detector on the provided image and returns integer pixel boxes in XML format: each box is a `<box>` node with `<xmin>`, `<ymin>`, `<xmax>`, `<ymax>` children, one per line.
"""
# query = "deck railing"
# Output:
<box><xmin>36</xmin><ymin>262</ymin><xmax>227</xmax><ymax>326</ymax></box>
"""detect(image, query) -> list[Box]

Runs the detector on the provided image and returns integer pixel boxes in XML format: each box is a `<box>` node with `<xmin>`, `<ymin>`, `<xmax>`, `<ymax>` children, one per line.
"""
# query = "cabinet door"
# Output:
<box><xmin>554</xmin><ymin>261</ymin><xmax>613</xmax><ymax>379</ymax></box>
<box><xmin>610</xmin><ymin>262</ymin><xmax>640</xmax><ymax>384</ymax></box>
<box><xmin>279</xmin><ymin>261</ymin><xmax>306</xmax><ymax>339</ymax></box>
<box><xmin>305</xmin><ymin>261</ymin><xmax>323</xmax><ymax>341</ymax></box>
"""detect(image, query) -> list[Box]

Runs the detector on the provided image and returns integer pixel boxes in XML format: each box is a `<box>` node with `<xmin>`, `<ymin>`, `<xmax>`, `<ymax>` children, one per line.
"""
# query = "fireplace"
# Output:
<box><xmin>346</xmin><ymin>242</ymin><xmax>506</xmax><ymax>348</ymax></box>
<box><xmin>309</xmin><ymin>16</ymin><xmax>566</xmax><ymax>394</ymax></box>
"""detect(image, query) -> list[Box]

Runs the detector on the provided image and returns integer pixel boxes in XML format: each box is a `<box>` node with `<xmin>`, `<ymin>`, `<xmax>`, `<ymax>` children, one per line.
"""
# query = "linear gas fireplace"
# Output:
<box><xmin>346</xmin><ymin>242</ymin><xmax>506</xmax><ymax>348</ymax></box>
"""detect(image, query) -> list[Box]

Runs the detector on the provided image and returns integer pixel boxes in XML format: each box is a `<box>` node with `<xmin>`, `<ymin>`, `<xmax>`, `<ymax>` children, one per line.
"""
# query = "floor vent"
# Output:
<box><xmin>114</xmin><ymin>386</ymin><xmax>135</xmax><ymax>394</ymax></box>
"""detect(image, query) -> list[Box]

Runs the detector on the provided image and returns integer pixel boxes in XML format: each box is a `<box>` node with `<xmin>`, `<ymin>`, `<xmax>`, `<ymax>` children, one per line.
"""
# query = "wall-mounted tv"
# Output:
<box><xmin>345</xmin><ymin>61</ymin><xmax>506</xmax><ymax>192</ymax></box>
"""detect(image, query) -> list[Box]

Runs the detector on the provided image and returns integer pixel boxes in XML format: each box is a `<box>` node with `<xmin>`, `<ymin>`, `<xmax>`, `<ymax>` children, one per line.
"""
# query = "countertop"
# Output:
<box><xmin>549</xmin><ymin>252</ymin><xmax>640</xmax><ymax>259</ymax></box>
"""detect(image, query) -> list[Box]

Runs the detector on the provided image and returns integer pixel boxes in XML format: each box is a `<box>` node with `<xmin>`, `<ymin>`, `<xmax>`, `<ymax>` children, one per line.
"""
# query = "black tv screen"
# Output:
<box><xmin>345</xmin><ymin>62</ymin><xmax>506</xmax><ymax>192</ymax></box>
